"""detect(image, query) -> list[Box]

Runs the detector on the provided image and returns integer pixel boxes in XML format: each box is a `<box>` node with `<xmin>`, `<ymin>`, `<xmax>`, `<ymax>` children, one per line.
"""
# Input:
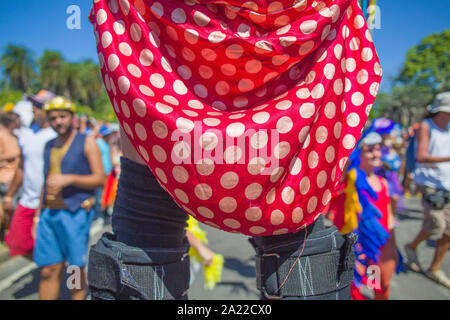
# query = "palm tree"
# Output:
<box><xmin>39</xmin><ymin>50</ymin><xmax>64</xmax><ymax>93</ymax></box>
<box><xmin>0</xmin><ymin>44</ymin><xmax>36</xmax><ymax>91</ymax></box>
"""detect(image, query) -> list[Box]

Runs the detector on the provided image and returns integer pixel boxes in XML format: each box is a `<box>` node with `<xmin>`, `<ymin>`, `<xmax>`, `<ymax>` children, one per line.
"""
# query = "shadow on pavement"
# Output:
<box><xmin>216</xmin><ymin>281</ymin><xmax>257</xmax><ymax>297</ymax></box>
<box><xmin>224</xmin><ymin>257</ymin><xmax>255</xmax><ymax>278</ymax></box>
<box><xmin>12</xmin><ymin>267</ymin><xmax>72</xmax><ymax>300</ymax></box>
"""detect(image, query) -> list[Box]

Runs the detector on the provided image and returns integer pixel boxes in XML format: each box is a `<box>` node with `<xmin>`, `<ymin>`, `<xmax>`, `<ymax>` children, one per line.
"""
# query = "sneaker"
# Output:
<box><xmin>426</xmin><ymin>270</ymin><xmax>450</xmax><ymax>289</ymax></box>
<box><xmin>404</xmin><ymin>244</ymin><xmax>422</xmax><ymax>272</ymax></box>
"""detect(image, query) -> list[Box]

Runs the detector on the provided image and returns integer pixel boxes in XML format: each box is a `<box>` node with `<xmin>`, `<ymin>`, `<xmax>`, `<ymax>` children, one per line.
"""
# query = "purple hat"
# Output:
<box><xmin>27</xmin><ymin>90</ymin><xmax>56</xmax><ymax>108</ymax></box>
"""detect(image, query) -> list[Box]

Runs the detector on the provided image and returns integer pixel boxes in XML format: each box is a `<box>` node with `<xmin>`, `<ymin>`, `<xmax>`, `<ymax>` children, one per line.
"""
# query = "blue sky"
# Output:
<box><xmin>0</xmin><ymin>0</ymin><xmax>449</xmax><ymax>92</ymax></box>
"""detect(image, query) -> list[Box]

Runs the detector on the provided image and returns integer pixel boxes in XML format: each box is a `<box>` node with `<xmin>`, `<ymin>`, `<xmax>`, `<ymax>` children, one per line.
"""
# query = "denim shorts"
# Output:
<box><xmin>34</xmin><ymin>207</ymin><xmax>94</xmax><ymax>267</ymax></box>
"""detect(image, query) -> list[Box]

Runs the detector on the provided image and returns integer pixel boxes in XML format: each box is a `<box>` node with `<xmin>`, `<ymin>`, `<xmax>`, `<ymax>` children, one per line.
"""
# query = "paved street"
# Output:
<box><xmin>0</xmin><ymin>196</ymin><xmax>449</xmax><ymax>300</ymax></box>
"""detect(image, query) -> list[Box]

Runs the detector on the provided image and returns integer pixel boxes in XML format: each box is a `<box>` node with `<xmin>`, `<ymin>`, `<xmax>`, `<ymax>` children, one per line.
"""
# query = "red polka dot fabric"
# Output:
<box><xmin>89</xmin><ymin>0</ymin><xmax>382</xmax><ymax>236</ymax></box>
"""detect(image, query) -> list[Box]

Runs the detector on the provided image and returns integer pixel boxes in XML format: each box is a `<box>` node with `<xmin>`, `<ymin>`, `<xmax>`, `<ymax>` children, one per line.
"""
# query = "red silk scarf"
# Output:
<box><xmin>90</xmin><ymin>0</ymin><xmax>382</xmax><ymax>236</ymax></box>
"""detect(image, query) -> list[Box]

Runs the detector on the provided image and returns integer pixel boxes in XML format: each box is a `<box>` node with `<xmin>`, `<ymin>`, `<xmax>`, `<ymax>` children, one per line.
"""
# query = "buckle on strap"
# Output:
<box><xmin>255</xmin><ymin>247</ymin><xmax>355</xmax><ymax>298</ymax></box>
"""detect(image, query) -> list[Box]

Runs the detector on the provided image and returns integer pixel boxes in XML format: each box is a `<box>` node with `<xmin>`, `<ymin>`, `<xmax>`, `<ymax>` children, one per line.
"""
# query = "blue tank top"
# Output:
<box><xmin>43</xmin><ymin>133</ymin><xmax>95</xmax><ymax>212</ymax></box>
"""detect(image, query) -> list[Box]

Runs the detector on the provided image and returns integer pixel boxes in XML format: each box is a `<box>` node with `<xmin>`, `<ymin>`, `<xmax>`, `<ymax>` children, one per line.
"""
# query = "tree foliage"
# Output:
<box><xmin>397</xmin><ymin>30</ymin><xmax>450</xmax><ymax>94</ymax></box>
<box><xmin>374</xmin><ymin>29</ymin><xmax>450</xmax><ymax>127</ymax></box>
<box><xmin>0</xmin><ymin>44</ymin><xmax>114</xmax><ymax>120</ymax></box>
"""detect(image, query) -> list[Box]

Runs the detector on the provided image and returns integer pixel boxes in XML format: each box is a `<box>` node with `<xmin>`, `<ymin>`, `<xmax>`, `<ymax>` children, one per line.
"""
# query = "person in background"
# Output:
<box><xmin>94</xmin><ymin>125</ymin><xmax>113</xmax><ymax>224</ymax></box>
<box><xmin>405</xmin><ymin>92</ymin><xmax>450</xmax><ymax>289</ymax></box>
<box><xmin>327</xmin><ymin>132</ymin><xmax>399</xmax><ymax>300</ymax></box>
<box><xmin>0</xmin><ymin>111</ymin><xmax>21</xmax><ymax>240</ymax></box>
<box><xmin>3</xmin><ymin>90</ymin><xmax>57</xmax><ymax>259</ymax></box>
<box><xmin>32</xmin><ymin>96</ymin><xmax>105</xmax><ymax>300</ymax></box>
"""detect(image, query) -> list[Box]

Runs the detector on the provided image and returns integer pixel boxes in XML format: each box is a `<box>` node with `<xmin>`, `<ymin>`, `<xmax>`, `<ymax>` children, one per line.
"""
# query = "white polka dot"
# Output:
<box><xmin>347</xmin><ymin>113</ymin><xmax>360</xmax><ymax>128</ymax></box>
<box><xmin>171</xmin><ymin>8</ymin><xmax>186</xmax><ymax>23</ymax></box>
<box><xmin>194</xmin><ymin>84</ymin><xmax>208</xmax><ymax>98</ymax></box>
<box><xmin>245</xmin><ymin>60</ymin><xmax>262</xmax><ymax>74</ymax></box>
<box><xmin>201</xmin><ymin>48</ymin><xmax>216</xmax><ymax>61</ymax></box>
<box><xmin>130</xmin><ymin>23</ymin><xmax>142</xmax><ymax>42</ymax></box>
<box><xmin>219</xmin><ymin>197</ymin><xmax>237</xmax><ymax>213</ymax></box>
<box><xmin>120</xmin><ymin>100</ymin><xmax>130</xmax><ymax>118</ymax></box>
<box><xmin>107</xmin><ymin>54</ymin><xmax>120</xmax><ymax>71</ymax></box>
<box><xmin>208</xmin><ymin>31</ymin><xmax>226</xmax><ymax>43</ymax></box>
<box><xmin>226</xmin><ymin>123</ymin><xmax>245</xmax><ymax>137</ymax></box>
<box><xmin>127</xmin><ymin>64</ymin><xmax>142</xmax><ymax>78</ymax></box>
<box><xmin>139</xmin><ymin>85</ymin><xmax>154</xmax><ymax>97</ymax></box>
<box><xmin>184</xmin><ymin>29</ymin><xmax>199</xmax><ymax>44</ymax></box>
<box><xmin>150</xmin><ymin>2</ymin><xmax>164</xmax><ymax>18</ymax></box>
<box><xmin>250</xmin><ymin>131</ymin><xmax>268</xmax><ymax>149</ymax></box>
<box><xmin>317</xmin><ymin>171</ymin><xmax>327</xmax><ymax>188</ymax></box>
<box><xmin>357</xmin><ymin>69</ymin><xmax>369</xmax><ymax>84</ymax></box>
<box><xmin>308</xmin><ymin>151</ymin><xmax>319</xmax><ymax>169</ymax></box>
<box><xmin>351</xmin><ymin>92</ymin><xmax>364</xmax><ymax>106</ymax></box>
<box><xmin>150</xmin><ymin>73</ymin><xmax>165</xmax><ymax>88</ymax></box>
<box><xmin>173</xmin><ymin>80</ymin><xmax>188</xmax><ymax>95</ymax></box>
<box><xmin>334</xmin><ymin>122</ymin><xmax>342</xmax><ymax>139</ymax></box>
<box><xmin>101</xmin><ymin>31</ymin><xmax>113</xmax><ymax>48</ymax></box>
<box><xmin>226</xmin><ymin>44</ymin><xmax>244</xmax><ymax>59</ymax></box>
<box><xmin>311</xmin><ymin>84</ymin><xmax>325</xmax><ymax>99</ymax></box>
<box><xmin>152</xmin><ymin>120</ymin><xmax>168</xmax><ymax>139</ymax></box>
<box><xmin>299</xmin><ymin>40</ymin><xmax>315</xmax><ymax>55</ymax></box>
<box><xmin>135</xmin><ymin>123</ymin><xmax>147</xmax><ymax>141</ymax></box>
<box><xmin>324</xmin><ymin>64</ymin><xmax>336</xmax><ymax>80</ymax></box>
<box><xmin>174</xmin><ymin>189</ymin><xmax>189</xmax><ymax>204</ymax></box>
<box><xmin>325</xmin><ymin>146</ymin><xmax>335</xmax><ymax>163</ymax></box>
<box><xmin>274</xmin><ymin>142</ymin><xmax>291</xmax><ymax>159</ymax></box>
<box><xmin>354</xmin><ymin>15</ymin><xmax>365</xmax><ymax>29</ymax></box>
<box><xmin>215</xmin><ymin>81</ymin><xmax>230</xmax><ymax>95</ymax></box>
<box><xmin>282</xmin><ymin>187</ymin><xmax>295</xmax><ymax>205</ymax></box>
<box><xmin>118</xmin><ymin>76</ymin><xmax>130</xmax><ymax>94</ymax></box>
<box><xmin>139</xmin><ymin>49</ymin><xmax>153</xmax><ymax>66</ymax></box>
<box><xmin>176</xmin><ymin>117</ymin><xmax>194</xmax><ymax>133</ymax></box>
<box><xmin>223</xmin><ymin>219</ymin><xmax>241</xmax><ymax>229</ymax></box>
<box><xmin>113</xmin><ymin>20</ymin><xmax>125</xmax><ymax>35</ymax></box>
<box><xmin>194</xmin><ymin>183</ymin><xmax>213</xmax><ymax>200</ymax></box>
<box><xmin>307</xmin><ymin>197</ymin><xmax>318</xmax><ymax>213</ymax></box>
<box><xmin>221</xmin><ymin>172</ymin><xmax>239</xmax><ymax>190</ymax></box>
<box><xmin>333</xmin><ymin>79</ymin><xmax>343</xmax><ymax>95</ymax></box>
<box><xmin>343</xmin><ymin>134</ymin><xmax>356</xmax><ymax>149</ymax></box>
<box><xmin>177</xmin><ymin>65</ymin><xmax>192</xmax><ymax>80</ymax></box>
<box><xmin>277</xmin><ymin>117</ymin><xmax>293</xmax><ymax>134</ymax></box>
<box><xmin>300</xmin><ymin>177</ymin><xmax>310</xmax><ymax>195</ymax></box>
<box><xmin>155</xmin><ymin>168</ymin><xmax>167</xmax><ymax>184</ymax></box>
<box><xmin>300</xmin><ymin>20</ymin><xmax>317</xmax><ymax>34</ymax></box>
<box><xmin>193</xmin><ymin>11</ymin><xmax>210</xmax><ymax>26</ymax></box>
<box><xmin>315</xmin><ymin>126</ymin><xmax>328</xmax><ymax>144</ymax></box>
<box><xmin>300</xmin><ymin>103</ymin><xmax>315</xmax><ymax>118</ymax></box>
<box><xmin>152</xmin><ymin>145</ymin><xmax>167</xmax><ymax>163</ymax></box>
<box><xmin>155</xmin><ymin>102</ymin><xmax>173</xmax><ymax>114</ymax></box>
<box><xmin>199</xmin><ymin>65</ymin><xmax>213</xmax><ymax>79</ymax></box>
<box><xmin>132</xmin><ymin>99</ymin><xmax>146</xmax><ymax>117</ymax></box>
<box><xmin>238</xmin><ymin>79</ymin><xmax>255</xmax><ymax>93</ymax></box>
<box><xmin>245</xmin><ymin>183</ymin><xmax>263</xmax><ymax>200</ymax></box>
<box><xmin>198</xmin><ymin>207</ymin><xmax>214</xmax><ymax>219</ymax></box>
<box><xmin>252</xmin><ymin>112</ymin><xmax>270</xmax><ymax>124</ymax></box>
<box><xmin>362</xmin><ymin>48</ymin><xmax>374</xmax><ymax>61</ymax></box>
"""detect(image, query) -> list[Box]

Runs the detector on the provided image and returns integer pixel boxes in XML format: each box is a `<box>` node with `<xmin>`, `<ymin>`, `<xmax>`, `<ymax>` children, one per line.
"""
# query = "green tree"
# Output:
<box><xmin>39</xmin><ymin>50</ymin><xmax>64</xmax><ymax>93</ymax></box>
<box><xmin>372</xmin><ymin>84</ymin><xmax>432</xmax><ymax>127</ymax></box>
<box><xmin>0</xmin><ymin>44</ymin><xmax>36</xmax><ymax>92</ymax></box>
<box><xmin>397</xmin><ymin>30</ymin><xmax>450</xmax><ymax>94</ymax></box>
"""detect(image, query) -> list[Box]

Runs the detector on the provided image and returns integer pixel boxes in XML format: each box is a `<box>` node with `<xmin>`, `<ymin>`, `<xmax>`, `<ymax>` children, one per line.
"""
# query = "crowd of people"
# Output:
<box><xmin>0</xmin><ymin>90</ymin><xmax>224</xmax><ymax>299</ymax></box>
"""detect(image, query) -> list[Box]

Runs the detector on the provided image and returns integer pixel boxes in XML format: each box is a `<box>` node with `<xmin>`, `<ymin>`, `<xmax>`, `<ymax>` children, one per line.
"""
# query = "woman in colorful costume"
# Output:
<box><xmin>87</xmin><ymin>0</ymin><xmax>383</xmax><ymax>300</ymax></box>
<box><xmin>327</xmin><ymin>132</ymin><xmax>401</xmax><ymax>300</ymax></box>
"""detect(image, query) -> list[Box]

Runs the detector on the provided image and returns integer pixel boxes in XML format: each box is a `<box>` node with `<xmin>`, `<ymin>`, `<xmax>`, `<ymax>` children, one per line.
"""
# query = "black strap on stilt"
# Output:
<box><xmin>253</xmin><ymin>233</ymin><xmax>357</xmax><ymax>299</ymax></box>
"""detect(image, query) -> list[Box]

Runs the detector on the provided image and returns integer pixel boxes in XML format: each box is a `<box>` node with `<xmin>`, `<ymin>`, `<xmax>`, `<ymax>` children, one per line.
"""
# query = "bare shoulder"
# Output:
<box><xmin>84</xmin><ymin>135</ymin><xmax>99</xmax><ymax>152</ymax></box>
